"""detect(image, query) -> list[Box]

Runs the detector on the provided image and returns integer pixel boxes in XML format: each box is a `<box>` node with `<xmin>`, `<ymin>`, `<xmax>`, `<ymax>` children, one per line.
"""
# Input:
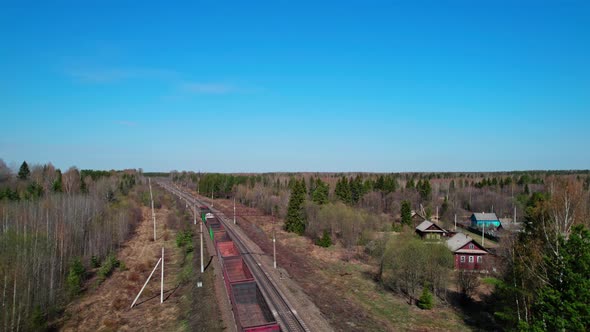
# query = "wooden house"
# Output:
<box><xmin>446</xmin><ymin>233</ymin><xmax>490</xmax><ymax>271</ymax></box>
<box><xmin>415</xmin><ymin>220</ymin><xmax>447</xmax><ymax>240</ymax></box>
<box><xmin>470</xmin><ymin>212</ymin><xmax>501</xmax><ymax>229</ymax></box>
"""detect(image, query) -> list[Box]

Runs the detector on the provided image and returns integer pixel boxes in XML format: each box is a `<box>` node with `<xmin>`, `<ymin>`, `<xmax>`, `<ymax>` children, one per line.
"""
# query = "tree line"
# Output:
<box><xmin>0</xmin><ymin>159</ymin><xmax>144</xmax><ymax>331</ymax></box>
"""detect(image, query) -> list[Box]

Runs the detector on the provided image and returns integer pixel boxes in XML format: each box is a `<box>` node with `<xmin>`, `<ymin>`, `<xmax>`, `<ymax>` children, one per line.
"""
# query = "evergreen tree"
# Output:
<box><xmin>25</xmin><ymin>182</ymin><xmax>44</xmax><ymax>200</ymax></box>
<box><xmin>0</xmin><ymin>187</ymin><xmax>19</xmax><ymax>201</ymax></box>
<box><xmin>417</xmin><ymin>286</ymin><xmax>434</xmax><ymax>310</ymax></box>
<box><xmin>308</xmin><ymin>176</ymin><xmax>316</xmax><ymax>196</ymax></box>
<box><xmin>375</xmin><ymin>175</ymin><xmax>385</xmax><ymax>191</ymax></box>
<box><xmin>285</xmin><ymin>179</ymin><xmax>306</xmax><ymax>235</ymax></box>
<box><xmin>52</xmin><ymin>169</ymin><xmax>63</xmax><ymax>192</ymax></box>
<box><xmin>18</xmin><ymin>161</ymin><xmax>30</xmax><ymax>180</ymax></box>
<box><xmin>401</xmin><ymin>200</ymin><xmax>412</xmax><ymax>225</ymax></box>
<box><xmin>312</xmin><ymin>179</ymin><xmax>329</xmax><ymax>205</ymax></box>
<box><xmin>406</xmin><ymin>178</ymin><xmax>416</xmax><ymax>189</ymax></box>
<box><xmin>350</xmin><ymin>175</ymin><xmax>364</xmax><ymax>204</ymax></box>
<box><xmin>335</xmin><ymin>176</ymin><xmax>352</xmax><ymax>204</ymax></box>
<box><xmin>527</xmin><ymin>225</ymin><xmax>590</xmax><ymax>331</ymax></box>
<box><xmin>300</xmin><ymin>178</ymin><xmax>307</xmax><ymax>198</ymax></box>
<box><xmin>418</xmin><ymin>179</ymin><xmax>432</xmax><ymax>201</ymax></box>
<box><xmin>316</xmin><ymin>229</ymin><xmax>332</xmax><ymax>247</ymax></box>
<box><xmin>383</xmin><ymin>175</ymin><xmax>398</xmax><ymax>194</ymax></box>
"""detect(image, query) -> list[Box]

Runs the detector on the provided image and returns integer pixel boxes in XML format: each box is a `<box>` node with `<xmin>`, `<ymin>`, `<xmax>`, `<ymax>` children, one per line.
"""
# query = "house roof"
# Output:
<box><xmin>472</xmin><ymin>212</ymin><xmax>499</xmax><ymax>221</ymax></box>
<box><xmin>447</xmin><ymin>233</ymin><xmax>473</xmax><ymax>251</ymax></box>
<box><xmin>446</xmin><ymin>233</ymin><xmax>490</xmax><ymax>253</ymax></box>
<box><xmin>416</xmin><ymin>220</ymin><xmax>446</xmax><ymax>233</ymax></box>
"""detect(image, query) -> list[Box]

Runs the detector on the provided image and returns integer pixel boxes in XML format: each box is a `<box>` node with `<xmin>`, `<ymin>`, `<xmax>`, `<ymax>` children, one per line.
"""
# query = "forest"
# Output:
<box><xmin>2</xmin><ymin>162</ymin><xmax>589</xmax><ymax>331</ymax></box>
<box><xmin>0</xmin><ymin>159</ymin><xmax>143</xmax><ymax>331</ymax></box>
<box><xmin>172</xmin><ymin>170</ymin><xmax>590</xmax><ymax>331</ymax></box>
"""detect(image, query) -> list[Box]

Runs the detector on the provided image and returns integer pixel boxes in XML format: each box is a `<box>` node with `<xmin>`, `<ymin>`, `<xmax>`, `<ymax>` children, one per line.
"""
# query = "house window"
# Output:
<box><xmin>469</xmin><ymin>256</ymin><xmax>474</xmax><ymax>263</ymax></box>
<box><xmin>469</xmin><ymin>243</ymin><xmax>474</xmax><ymax>249</ymax></box>
<box><xmin>460</xmin><ymin>255</ymin><xmax>465</xmax><ymax>263</ymax></box>
<box><xmin>477</xmin><ymin>256</ymin><xmax>482</xmax><ymax>263</ymax></box>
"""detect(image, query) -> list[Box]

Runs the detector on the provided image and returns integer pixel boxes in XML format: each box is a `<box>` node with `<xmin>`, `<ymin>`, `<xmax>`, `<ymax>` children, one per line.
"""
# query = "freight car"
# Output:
<box><xmin>206</xmin><ymin>211</ymin><xmax>280</xmax><ymax>332</ymax></box>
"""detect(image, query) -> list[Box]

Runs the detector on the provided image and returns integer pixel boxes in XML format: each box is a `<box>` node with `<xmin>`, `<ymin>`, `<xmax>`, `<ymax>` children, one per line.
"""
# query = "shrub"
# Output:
<box><xmin>97</xmin><ymin>253</ymin><xmax>120</xmax><ymax>283</ymax></box>
<box><xmin>66</xmin><ymin>258</ymin><xmax>86</xmax><ymax>296</ymax></box>
<box><xmin>316</xmin><ymin>230</ymin><xmax>332</xmax><ymax>248</ymax></box>
<box><xmin>91</xmin><ymin>255</ymin><xmax>101</xmax><ymax>268</ymax></box>
<box><xmin>417</xmin><ymin>286</ymin><xmax>434</xmax><ymax>310</ymax></box>
<box><xmin>176</xmin><ymin>230</ymin><xmax>194</xmax><ymax>253</ymax></box>
<box><xmin>29</xmin><ymin>305</ymin><xmax>46</xmax><ymax>330</ymax></box>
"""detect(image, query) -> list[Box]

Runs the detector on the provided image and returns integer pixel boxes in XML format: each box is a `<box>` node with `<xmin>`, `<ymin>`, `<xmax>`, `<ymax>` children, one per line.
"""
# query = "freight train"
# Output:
<box><xmin>203</xmin><ymin>211</ymin><xmax>280</xmax><ymax>332</ymax></box>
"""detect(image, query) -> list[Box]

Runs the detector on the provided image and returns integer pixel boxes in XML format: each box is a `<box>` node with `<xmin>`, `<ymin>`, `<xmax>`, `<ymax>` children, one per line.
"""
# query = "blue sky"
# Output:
<box><xmin>1</xmin><ymin>1</ymin><xmax>589</xmax><ymax>172</ymax></box>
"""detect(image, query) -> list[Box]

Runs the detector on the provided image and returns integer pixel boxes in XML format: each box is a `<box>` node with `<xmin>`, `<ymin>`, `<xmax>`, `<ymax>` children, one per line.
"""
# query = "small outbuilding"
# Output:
<box><xmin>470</xmin><ymin>212</ymin><xmax>501</xmax><ymax>229</ymax></box>
<box><xmin>415</xmin><ymin>220</ymin><xmax>447</xmax><ymax>240</ymax></box>
<box><xmin>446</xmin><ymin>233</ymin><xmax>490</xmax><ymax>271</ymax></box>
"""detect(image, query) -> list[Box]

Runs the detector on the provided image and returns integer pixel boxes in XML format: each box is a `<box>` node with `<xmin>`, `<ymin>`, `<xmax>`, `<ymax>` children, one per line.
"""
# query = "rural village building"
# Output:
<box><xmin>470</xmin><ymin>212</ymin><xmax>501</xmax><ymax>229</ymax></box>
<box><xmin>415</xmin><ymin>220</ymin><xmax>448</xmax><ymax>240</ymax></box>
<box><xmin>446</xmin><ymin>233</ymin><xmax>490</xmax><ymax>271</ymax></box>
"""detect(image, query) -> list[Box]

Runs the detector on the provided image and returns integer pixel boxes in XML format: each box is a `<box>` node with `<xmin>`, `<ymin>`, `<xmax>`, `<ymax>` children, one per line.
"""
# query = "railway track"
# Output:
<box><xmin>159</xmin><ymin>181</ymin><xmax>309</xmax><ymax>332</ymax></box>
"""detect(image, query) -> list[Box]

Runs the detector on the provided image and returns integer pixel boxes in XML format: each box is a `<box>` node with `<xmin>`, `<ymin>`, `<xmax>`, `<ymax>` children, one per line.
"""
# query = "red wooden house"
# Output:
<box><xmin>446</xmin><ymin>233</ymin><xmax>490</xmax><ymax>271</ymax></box>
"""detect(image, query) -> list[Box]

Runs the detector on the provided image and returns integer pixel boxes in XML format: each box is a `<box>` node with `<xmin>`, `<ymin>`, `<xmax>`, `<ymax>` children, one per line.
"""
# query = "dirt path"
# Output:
<box><xmin>60</xmin><ymin>206</ymin><xmax>185</xmax><ymax>331</ymax></box>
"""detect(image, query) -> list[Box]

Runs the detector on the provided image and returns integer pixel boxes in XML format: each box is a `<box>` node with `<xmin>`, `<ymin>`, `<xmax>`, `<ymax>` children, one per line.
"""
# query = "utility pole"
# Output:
<box><xmin>454</xmin><ymin>214</ymin><xmax>457</xmax><ymax>231</ymax></box>
<box><xmin>272</xmin><ymin>213</ymin><xmax>277</xmax><ymax>269</ymax></box>
<box><xmin>161</xmin><ymin>247</ymin><xmax>164</xmax><ymax>304</ymax></box>
<box><xmin>513</xmin><ymin>206</ymin><xmax>517</xmax><ymax>224</ymax></box>
<box><xmin>200</xmin><ymin>208</ymin><xmax>204</xmax><ymax>273</ymax></box>
<box><xmin>233</xmin><ymin>196</ymin><xmax>236</xmax><ymax>225</ymax></box>
<box><xmin>152</xmin><ymin>200</ymin><xmax>156</xmax><ymax>241</ymax></box>
<box><xmin>436</xmin><ymin>206</ymin><xmax>439</xmax><ymax>221</ymax></box>
<box><xmin>482</xmin><ymin>222</ymin><xmax>485</xmax><ymax>247</ymax></box>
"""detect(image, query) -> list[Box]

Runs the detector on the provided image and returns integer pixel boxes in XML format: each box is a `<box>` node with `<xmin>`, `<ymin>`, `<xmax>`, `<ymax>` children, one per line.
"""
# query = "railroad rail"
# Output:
<box><xmin>158</xmin><ymin>181</ymin><xmax>309</xmax><ymax>332</ymax></box>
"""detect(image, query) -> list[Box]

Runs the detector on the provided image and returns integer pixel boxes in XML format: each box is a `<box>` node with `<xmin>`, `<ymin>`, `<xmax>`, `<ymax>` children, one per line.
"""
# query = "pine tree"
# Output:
<box><xmin>18</xmin><ymin>161</ymin><xmax>30</xmax><ymax>180</ymax></box>
<box><xmin>401</xmin><ymin>200</ymin><xmax>412</xmax><ymax>225</ymax></box>
<box><xmin>350</xmin><ymin>175</ymin><xmax>363</xmax><ymax>204</ymax></box>
<box><xmin>375</xmin><ymin>175</ymin><xmax>385</xmax><ymax>191</ymax></box>
<box><xmin>417</xmin><ymin>286</ymin><xmax>434</xmax><ymax>309</ymax></box>
<box><xmin>335</xmin><ymin>176</ymin><xmax>352</xmax><ymax>204</ymax></box>
<box><xmin>285</xmin><ymin>179</ymin><xmax>306</xmax><ymax>235</ymax></box>
<box><xmin>383</xmin><ymin>175</ymin><xmax>398</xmax><ymax>194</ymax></box>
<box><xmin>52</xmin><ymin>169</ymin><xmax>63</xmax><ymax>192</ymax></box>
<box><xmin>312</xmin><ymin>179</ymin><xmax>329</xmax><ymax>205</ymax></box>
<box><xmin>529</xmin><ymin>225</ymin><xmax>590</xmax><ymax>331</ymax></box>
<box><xmin>418</xmin><ymin>179</ymin><xmax>432</xmax><ymax>201</ymax></box>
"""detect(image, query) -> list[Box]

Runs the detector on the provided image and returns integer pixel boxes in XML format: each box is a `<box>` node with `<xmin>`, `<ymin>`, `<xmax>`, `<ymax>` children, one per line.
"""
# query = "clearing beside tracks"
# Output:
<box><xmin>59</xmin><ymin>198</ymin><xmax>225</xmax><ymax>331</ymax></box>
<box><xmin>211</xmin><ymin>197</ymin><xmax>470</xmax><ymax>332</ymax></box>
